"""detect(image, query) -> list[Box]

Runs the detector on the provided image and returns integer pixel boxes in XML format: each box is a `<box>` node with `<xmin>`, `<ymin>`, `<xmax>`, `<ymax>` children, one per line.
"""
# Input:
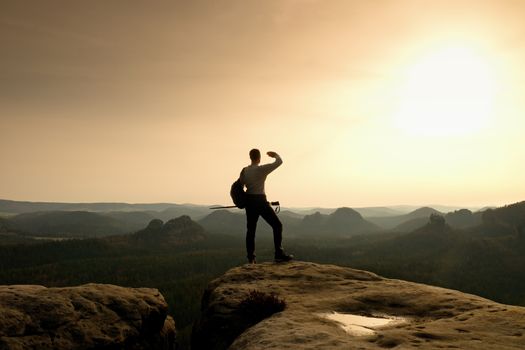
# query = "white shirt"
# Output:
<box><xmin>240</xmin><ymin>155</ymin><xmax>283</xmax><ymax>195</ymax></box>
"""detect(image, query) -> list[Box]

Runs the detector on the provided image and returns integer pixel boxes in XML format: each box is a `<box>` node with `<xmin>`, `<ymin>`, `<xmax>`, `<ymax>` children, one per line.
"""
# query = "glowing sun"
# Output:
<box><xmin>395</xmin><ymin>47</ymin><xmax>496</xmax><ymax>137</ymax></box>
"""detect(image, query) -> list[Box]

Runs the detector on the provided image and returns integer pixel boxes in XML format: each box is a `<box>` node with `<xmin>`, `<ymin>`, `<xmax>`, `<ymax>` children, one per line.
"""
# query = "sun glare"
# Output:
<box><xmin>395</xmin><ymin>47</ymin><xmax>497</xmax><ymax>137</ymax></box>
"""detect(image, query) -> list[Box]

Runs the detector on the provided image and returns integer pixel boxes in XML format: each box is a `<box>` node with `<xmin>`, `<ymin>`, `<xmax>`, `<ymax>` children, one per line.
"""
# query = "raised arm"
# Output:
<box><xmin>260</xmin><ymin>151</ymin><xmax>283</xmax><ymax>175</ymax></box>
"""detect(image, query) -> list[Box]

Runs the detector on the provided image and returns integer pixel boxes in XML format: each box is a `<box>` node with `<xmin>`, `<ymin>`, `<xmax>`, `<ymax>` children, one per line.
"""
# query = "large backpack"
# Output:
<box><xmin>230</xmin><ymin>179</ymin><xmax>246</xmax><ymax>209</ymax></box>
<box><xmin>230</xmin><ymin>169</ymin><xmax>246</xmax><ymax>209</ymax></box>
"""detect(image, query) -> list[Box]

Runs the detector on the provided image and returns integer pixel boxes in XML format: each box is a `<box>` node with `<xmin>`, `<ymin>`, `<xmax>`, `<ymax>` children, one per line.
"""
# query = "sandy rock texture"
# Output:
<box><xmin>0</xmin><ymin>283</ymin><xmax>175</xmax><ymax>350</ymax></box>
<box><xmin>192</xmin><ymin>261</ymin><xmax>525</xmax><ymax>350</ymax></box>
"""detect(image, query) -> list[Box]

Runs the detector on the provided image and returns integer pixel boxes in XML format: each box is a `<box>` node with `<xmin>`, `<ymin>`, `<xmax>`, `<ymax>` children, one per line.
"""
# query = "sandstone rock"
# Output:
<box><xmin>0</xmin><ymin>284</ymin><xmax>176</xmax><ymax>350</ymax></box>
<box><xmin>193</xmin><ymin>261</ymin><xmax>525</xmax><ymax>350</ymax></box>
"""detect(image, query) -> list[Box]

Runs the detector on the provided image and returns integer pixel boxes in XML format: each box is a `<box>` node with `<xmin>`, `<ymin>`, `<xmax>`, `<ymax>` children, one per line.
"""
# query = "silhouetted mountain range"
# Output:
<box><xmin>198</xmin><ymin>207</ymin><xmax>379</xmax><ymax>238</ymax></box>
<box><xmin>0</xmin><ymin>197</ymin><xmax>506</xmax><ymax>244</ymax></box>
<box><xmin>0</xmin><ymin>199</ymin><xmax>211</xmax><ymax>219</ymax></box>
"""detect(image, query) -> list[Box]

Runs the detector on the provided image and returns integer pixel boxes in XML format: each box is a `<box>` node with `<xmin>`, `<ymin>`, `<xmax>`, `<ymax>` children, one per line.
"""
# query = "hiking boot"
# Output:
<box><xmin>248</xmin><ymin>257</ymin><xmax>257</xmax><ymax>264</ymax></box>
<box><xmin>274</xmin><ymin>252</ymin><xmax>294</xmax><ymax>263</ymax></box>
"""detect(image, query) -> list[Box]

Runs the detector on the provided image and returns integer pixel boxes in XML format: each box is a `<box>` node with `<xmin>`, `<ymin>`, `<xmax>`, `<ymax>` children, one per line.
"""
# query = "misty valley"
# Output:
<box><xmin>1</xmin><ymin>199</ymin><xmax>524</xmax><ymax>349</ymax></box>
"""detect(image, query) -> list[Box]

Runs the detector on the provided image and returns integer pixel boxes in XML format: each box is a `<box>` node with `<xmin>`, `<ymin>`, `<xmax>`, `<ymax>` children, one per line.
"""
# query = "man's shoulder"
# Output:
<box><xmin>241</xmin><ymin>165</ymin><xmax>256</xmax><ymax>176</ymax></box>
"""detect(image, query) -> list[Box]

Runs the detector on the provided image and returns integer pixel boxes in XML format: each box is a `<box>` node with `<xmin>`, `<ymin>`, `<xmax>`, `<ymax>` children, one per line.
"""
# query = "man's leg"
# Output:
<box><xmin>245</xmin><ymin>205</ymin><xmax>259</xmax><ymax>262</ymax></box>
<box><xmin>259</xmin><ymin>202</ymin><xmax>283</xmax><ymax>255</ymax></box>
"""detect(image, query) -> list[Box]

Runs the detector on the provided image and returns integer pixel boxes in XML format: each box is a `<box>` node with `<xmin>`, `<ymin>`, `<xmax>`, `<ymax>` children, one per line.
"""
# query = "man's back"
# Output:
<box><xmin>240</xmin><ymin>154</ymin><xmax>282</xmax><ymax>195</ymax></box>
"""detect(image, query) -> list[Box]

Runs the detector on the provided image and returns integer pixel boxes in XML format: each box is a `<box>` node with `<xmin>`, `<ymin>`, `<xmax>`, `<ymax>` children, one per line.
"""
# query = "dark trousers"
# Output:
<box><xmin>245</xmin><ymin>194</ymin><xmax>283</xmax><ymax>259</ymax></box>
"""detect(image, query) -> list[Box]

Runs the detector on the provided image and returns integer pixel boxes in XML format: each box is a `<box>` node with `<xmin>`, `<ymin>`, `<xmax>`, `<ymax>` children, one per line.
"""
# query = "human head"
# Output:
<box><xmin>249</xmin><ymin>148</ymin><xmax>261</xmax><ymax>164</ymax></box>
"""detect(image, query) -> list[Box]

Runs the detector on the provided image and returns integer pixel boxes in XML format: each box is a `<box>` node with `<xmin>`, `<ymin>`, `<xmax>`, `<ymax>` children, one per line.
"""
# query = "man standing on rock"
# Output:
<box><xmin>239</xmin><ymin>149</ymin><xmax>293</xmax><ymax>264</ymax></box>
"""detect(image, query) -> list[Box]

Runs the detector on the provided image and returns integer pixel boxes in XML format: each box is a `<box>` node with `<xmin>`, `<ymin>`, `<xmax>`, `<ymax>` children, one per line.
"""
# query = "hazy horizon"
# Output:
<box><xmin>0</xmin><ymin>196</ymin><xmax>497</xmax><ymax>213</ymax></box>
<box><xmin>2</xmin><ymin>1</ymin><xmax>524</xmax><ymax>208</ymax></box>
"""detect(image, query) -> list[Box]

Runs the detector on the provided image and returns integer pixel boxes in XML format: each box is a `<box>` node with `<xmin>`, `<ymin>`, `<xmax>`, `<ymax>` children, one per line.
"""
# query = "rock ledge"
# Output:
<box><xmin>0</xmin><ymin>283</ymin><xmax>175</xmax><ymax>349</ymax></box>
<box><xmin>193</xmin><ymin>261</ymin><xmax>525</xmax><ymax>350</ymax></box>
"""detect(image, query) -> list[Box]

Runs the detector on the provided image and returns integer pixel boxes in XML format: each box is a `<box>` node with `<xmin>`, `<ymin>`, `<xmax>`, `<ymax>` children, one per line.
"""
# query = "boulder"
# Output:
<box><xmin>0</xmin><ymin>284</ymin><xmax>175</xmax><ymax>349</ymax></box>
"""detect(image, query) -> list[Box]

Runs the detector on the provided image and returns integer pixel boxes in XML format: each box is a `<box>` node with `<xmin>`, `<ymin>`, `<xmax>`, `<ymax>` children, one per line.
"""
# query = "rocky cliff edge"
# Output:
<box><xmin>192</xmin><ymin>261</ymin><xmax>525</xmax><ymax>350</ymax></box>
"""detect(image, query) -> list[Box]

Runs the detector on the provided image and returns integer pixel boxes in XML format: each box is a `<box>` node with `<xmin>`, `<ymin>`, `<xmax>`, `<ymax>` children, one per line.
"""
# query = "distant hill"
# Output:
<box><xmin>390</xmin><ymin>216</ymin><xmax>429</xmax><ymax>232</ymax></box>
<box><xmin>409</xmin><ymin>206</ymin><xmax>443</xmax><ymax>218</ymax></box>
<box><xmin>367</xmin><ymin>207</ymin><xmax>443</xmax><ymax>229</ymax></box>
<box><xmin>155</xmin><ymin>206</ymin><xmax>211</xmax><ymax>221</ymax></box>
<box><xmin>387</xmin><ymin>204</ymin><xmax>481</xmax><ymax>214</ymax></box>
<box><xmin>129</xmin><ymin>216</ymin><xmax>206</xmax><ymax>246</ymax></box>
<box><xmin>483</xmin><ymin>201</ymin><xmax>525</xmax><ymax>225</ymax></box>
<box><xmin>278</xmin><ymin>211</ymin><xmax>303</xmax><ymax>232</ymax></box>
<box><xmin>353</xmin><ymin>206</ymin><xmax>404</xmax><ymax>217</ymax></box>
<box><xmin>286</xmin><ymin>206</ymin><xmax>407</xmax><ymax>217</ymax></box>
<box><xmin>298</xmin><ymin>207</ymin><xmax>379</xmax><ymax>237</ymax></box>
<box><xmin>278</xmin><ymin>210</ymin><xmax>303</xmax><ymax>219</ymax></box>
<box><xmin>445</xmin><ymin>209</ymin><xmax>483</xmax><ymax>229</ymax></box>
<box><xmin>476</xmin><ymin>201</ymin><xmax>525</xmax><ymax>237</ymax></box>
<box><xmin>198</xmin><ymin>210</ymin><xmax>245</xmax><ymax>235</ymax></box>
<box><xmin>102</xmin><ymin>211</ymin><xmax>157</xmax><ymax>231</ymax></box>
<box><xmin>391</xmin><ymin>208</ymin><xmax>486</xmax><ymax>232</ymax></box>
<box><xmin>371</xmin><ymin>214</ymin><xmax>456</xmax><ymax>259</ymax></box>
<box><xmin>7</xmin><ymin>211</ymin><xmax>130</xmax><ymax>237</ymax></box>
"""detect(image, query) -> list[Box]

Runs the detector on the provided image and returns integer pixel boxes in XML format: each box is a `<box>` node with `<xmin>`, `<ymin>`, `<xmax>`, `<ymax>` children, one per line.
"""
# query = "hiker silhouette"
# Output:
<box><xmin>239</xmin><ymin>149</ymin><xmax>293</xmax><ymax>264</ymax></box>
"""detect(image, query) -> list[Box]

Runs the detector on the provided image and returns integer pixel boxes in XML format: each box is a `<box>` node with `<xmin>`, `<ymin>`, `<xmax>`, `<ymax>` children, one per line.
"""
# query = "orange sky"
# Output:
<box><xmin>1</xmin><ymin>0</ymin><xmax>524</xmax><ymax>207</ymax></box>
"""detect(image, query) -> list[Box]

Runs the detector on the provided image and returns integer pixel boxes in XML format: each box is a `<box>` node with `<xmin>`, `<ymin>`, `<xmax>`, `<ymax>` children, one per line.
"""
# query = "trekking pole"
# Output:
<box><xmin>210</xmin><ymin>201</ymin><xmax>281</xmax><ymax>213</ymax></box>
<box><xmin>209</xmin><ymin>205</ymin><xmax>238</xmax><ymax>210</ymax></box>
